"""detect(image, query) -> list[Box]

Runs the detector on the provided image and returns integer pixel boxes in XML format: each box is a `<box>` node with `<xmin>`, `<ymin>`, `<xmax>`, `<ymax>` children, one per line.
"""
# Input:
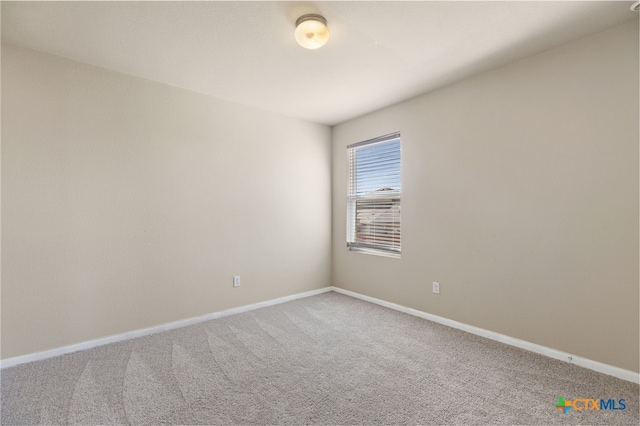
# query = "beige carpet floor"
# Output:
<box><xmin>1</xmin><ymin>291</ymin><xmax>638</xmax><ymax>425</ymax></box>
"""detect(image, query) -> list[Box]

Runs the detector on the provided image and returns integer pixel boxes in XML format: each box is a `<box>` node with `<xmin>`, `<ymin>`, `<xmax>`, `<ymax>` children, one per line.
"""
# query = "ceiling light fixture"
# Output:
<box><xmin>632</xmin><ymin>1</ymin><xmax>640</xmax><ymax>11</ymax></box>
<box><xmin>295</xmin><ymin>14</ymin><xmax>329</xmax><ymax>49</ymax></box>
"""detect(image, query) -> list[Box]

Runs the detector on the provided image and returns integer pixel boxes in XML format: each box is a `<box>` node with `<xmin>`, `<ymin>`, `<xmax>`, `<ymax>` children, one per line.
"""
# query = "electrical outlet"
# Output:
<box><xmin>233</xmin><ymin>276</ymin><xmax>241</xmax><ymax>287</ymax></box>
<box><xmin>432</xmin><ymin>281</ymin><xmax>440</xmax><ymax>294</ymax></box>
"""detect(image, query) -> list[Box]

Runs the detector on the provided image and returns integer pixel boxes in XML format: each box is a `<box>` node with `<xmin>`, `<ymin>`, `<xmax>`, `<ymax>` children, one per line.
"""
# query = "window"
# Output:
<box><xmin>347</xmin><ymin>132</ymin><xmax>401</xmax><ymax>257</ymax></box>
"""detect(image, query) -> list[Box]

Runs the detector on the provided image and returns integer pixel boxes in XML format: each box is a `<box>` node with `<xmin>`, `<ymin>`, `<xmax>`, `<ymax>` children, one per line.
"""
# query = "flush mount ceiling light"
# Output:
<box><xmin>632</xmin><ymin>1</ymin><xmax>640</xmax><ymax>11</ymax></box>
<box><xmin>295</xmin><ymin>14</ymin><xmax>329</xmax><ymax>49</ymax></box>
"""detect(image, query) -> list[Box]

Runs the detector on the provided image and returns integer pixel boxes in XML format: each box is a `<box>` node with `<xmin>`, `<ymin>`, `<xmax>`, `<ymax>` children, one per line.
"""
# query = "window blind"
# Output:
<box><xmin>347</xmin><ymin>132</ymin><xmax>401</xmax><ymax>256</ymax></box>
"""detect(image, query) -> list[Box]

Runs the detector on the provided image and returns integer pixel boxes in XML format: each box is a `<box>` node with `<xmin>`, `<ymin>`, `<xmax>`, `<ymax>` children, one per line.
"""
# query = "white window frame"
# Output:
<box><xmin>347</xmin><ymin>132</ymin><xmax>401</xmax><ymax>258</ymax></box>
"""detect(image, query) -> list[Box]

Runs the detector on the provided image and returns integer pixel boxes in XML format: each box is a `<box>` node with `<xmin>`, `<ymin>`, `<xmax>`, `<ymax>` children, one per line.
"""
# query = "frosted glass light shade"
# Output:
<box><xmin>295</xmin><ymin>14</ymin><xmax>329</xmax><ymax>49</ymax></box>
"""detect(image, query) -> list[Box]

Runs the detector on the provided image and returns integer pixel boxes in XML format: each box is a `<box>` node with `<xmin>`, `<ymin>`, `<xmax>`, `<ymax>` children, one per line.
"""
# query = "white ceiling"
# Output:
<box><xmin>2</xmin><ymin>1</ymin><xmax>637</xmax><ymax>125</ymax></box>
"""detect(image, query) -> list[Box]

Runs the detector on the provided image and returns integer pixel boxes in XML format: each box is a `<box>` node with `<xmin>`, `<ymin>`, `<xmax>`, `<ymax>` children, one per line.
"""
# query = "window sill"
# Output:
<box><xmin>348</xmin><ymin>246</ymin><xmax>401</xmax><ymax>259</ymax></box>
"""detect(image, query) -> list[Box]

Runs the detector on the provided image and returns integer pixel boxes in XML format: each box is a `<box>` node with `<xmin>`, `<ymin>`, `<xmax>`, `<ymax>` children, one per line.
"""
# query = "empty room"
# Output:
<box><xmin>1</xmin><ymin>1</ymin><xmax>639</xmax><ymax>425</ymax></box>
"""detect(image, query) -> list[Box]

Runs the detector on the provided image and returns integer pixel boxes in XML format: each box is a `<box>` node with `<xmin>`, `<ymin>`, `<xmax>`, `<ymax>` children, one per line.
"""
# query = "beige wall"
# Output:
<box><xmin>2</xmin><ymin>20</ymin><xmax>638</xmax><ymax>374</ymax></box>
<box><xmin>332</xmin><ymin>22</ymin><xmax>639</xmax><ymax>372</ymax></box>
<box><xmin>1</xmin><ymin>44</ymin><xmax>332</xmax><ymax>359</ymax></box>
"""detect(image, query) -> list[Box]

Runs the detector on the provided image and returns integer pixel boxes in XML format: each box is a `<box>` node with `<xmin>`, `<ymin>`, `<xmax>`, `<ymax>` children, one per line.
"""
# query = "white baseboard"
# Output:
<box><xmin>330</xmin><ymin>286</ymin><xmax>640</xmax><ymax>384</ymax></box>
<box><xmin>3</xmin><ymin>285</ymin><xmax>638</xmax><ymax>384</ymax></box>
<box><xmin>0</xmin><ymin>286</ymin><xmax>332</xmax><ymax>369</ymax></box>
